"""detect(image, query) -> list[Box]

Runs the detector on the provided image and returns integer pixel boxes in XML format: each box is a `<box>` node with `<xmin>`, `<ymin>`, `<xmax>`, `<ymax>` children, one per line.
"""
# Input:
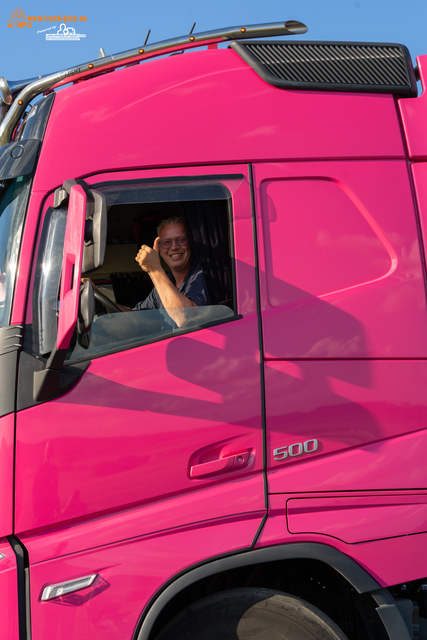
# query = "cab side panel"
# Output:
<box><xmin>28</xmin><ymin>515</ymin><xmax>262</xmax><ymax>640</ymax></box>
<box><xmin>31</xmin><ymin>50</ymin><xmax>405</xmax><ymax>194</ymax></box>
<box><xmin>254</xmin><ymin>159</ymin><xmax>427</xmax><ymax>581</ymax></box>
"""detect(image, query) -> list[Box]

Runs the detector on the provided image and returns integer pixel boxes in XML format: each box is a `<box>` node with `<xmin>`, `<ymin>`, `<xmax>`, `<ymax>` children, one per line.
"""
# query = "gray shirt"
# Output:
<box><xmin>133</xmin><ymin>261</ymin><xmax>211</xmax><ymax>310</ymax></box>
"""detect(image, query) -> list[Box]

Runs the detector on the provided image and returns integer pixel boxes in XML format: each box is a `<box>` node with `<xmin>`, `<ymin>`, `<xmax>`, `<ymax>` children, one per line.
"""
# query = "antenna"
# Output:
<box><xmin>189</xmin><ymin>23</ymin><xmax>196</xmax><ymax>35</ymax></box>
<box><xmin>144</xmin><ymin>30</ymin><xmax>151</xmax><ymax>46</ymax></box>
<box><xmin>98</xmin><ymin>48</ymin><xmax>106</xmax><ymax>58</ymax></box>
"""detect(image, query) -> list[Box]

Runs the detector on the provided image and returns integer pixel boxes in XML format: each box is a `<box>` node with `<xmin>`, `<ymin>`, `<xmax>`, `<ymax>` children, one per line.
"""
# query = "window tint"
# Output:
<box><xmin>0</xmin><ymin>174</ymin><xmax>32</xmax><ymax>328</ymax></box>
<box><xmin>67</xmin><ymin>305</ymin><xmax>234</xmax><ymax>361</ymax></box>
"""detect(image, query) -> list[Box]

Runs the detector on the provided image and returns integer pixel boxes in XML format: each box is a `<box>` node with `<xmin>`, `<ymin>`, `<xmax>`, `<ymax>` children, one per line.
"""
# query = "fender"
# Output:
<box><xmin>133</xmin><ymin>541</ymin><xmax>411</xmax><ymax>640</ymax></box>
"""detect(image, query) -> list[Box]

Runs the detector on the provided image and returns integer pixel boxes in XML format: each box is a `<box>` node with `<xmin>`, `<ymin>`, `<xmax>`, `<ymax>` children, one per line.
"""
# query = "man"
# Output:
<box><xmin>133</xmin><ymin>217</ymin><xmax>210</xmax><ymax>326</ymax></box>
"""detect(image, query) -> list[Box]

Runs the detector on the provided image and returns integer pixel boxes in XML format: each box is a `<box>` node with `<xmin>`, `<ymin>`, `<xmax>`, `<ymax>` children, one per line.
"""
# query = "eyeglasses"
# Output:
<box><xmin>158</xmin><ymin>235</ymin><xmax>189</xmax><ymax>250</ymax></box>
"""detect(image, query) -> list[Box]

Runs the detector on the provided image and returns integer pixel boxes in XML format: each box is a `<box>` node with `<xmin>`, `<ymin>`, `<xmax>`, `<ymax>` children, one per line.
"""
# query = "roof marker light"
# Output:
<box><xmin>0</xmin><ymin>19</ymin><xmax>308</xmax><ymax>146</ymax></box>
<box><xmin>139</xmin><ymin>49</ymin><xmax>144</xmax><ymax>54</ymax></box>
<box><xmin>88</xmin><ymin>64</ymin><xmax>94</xmax><ymax>69</ymax></box>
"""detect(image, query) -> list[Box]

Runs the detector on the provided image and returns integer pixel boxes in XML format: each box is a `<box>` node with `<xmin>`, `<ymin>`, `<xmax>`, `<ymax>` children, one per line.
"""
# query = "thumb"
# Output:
<box><xmin>153</xmin><ymin>237</ymin><xmax>160</xmax><ymax>252</ymax></box>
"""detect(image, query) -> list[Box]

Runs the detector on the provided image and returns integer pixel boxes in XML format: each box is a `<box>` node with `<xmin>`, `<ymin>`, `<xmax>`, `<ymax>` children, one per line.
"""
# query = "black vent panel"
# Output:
<box><xmin>231</xmin><ymin>40</ymin><xmax>417</xmax><ymax>96</ymax></box>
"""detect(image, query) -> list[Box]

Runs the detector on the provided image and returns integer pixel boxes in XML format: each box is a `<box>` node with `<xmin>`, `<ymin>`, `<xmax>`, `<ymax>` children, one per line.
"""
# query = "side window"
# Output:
<box><xmin>34</xmin><ymin>179</ymin><xmax>237</xmax><ymax>362</ymax></box>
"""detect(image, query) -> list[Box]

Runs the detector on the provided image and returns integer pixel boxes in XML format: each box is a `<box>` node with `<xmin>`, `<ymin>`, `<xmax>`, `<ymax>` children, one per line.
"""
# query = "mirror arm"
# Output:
<box><xmin>53</xmin><ymin>178</ymin><xmax>90</xmax><ymax>208</ymax></box>
<box><xmin>33</xmin><ymin>279</ymin><xmax>93</xmax><ymax>403</ymax></box>
<box><xmin>33</xmin><ymin>344</ymin><xmax>89</xmax><ymax>403</ymax></box>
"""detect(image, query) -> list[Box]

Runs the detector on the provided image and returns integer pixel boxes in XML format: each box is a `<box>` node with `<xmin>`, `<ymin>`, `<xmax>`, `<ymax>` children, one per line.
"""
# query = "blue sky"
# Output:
<box><xmin>2</xmin><ymin>0</ymin><xmax>427</xmax><ymax>81</ymax></box>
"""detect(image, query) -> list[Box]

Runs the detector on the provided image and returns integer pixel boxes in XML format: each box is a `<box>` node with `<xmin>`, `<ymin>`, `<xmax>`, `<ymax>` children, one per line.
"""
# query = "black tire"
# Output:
<box><xmin>154</xmin><ymin>587</ymin><xmax>349</xmax><ymax>640</ymax></box>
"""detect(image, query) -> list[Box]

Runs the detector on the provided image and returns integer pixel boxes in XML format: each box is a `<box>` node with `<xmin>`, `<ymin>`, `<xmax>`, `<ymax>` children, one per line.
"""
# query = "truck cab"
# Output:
<box><xmin>1</xmin><ymin>20</ymin><xmax>427</xmax><ymax>640</ymax></box>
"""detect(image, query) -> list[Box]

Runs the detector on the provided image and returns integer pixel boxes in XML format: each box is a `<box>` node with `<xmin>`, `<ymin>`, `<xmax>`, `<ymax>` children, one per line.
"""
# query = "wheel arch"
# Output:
<box><xmin>133</xmin><ymin>542</ymin><xmax>410</xmax><ymax>640</ymax></box>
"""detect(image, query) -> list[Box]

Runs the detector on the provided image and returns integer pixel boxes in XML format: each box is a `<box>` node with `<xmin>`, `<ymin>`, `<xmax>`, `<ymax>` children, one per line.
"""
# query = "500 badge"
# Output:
<box><xmin>273</xmin><ymin>439</ymin><xmax>319</xmax><ymax>461</ymax></box>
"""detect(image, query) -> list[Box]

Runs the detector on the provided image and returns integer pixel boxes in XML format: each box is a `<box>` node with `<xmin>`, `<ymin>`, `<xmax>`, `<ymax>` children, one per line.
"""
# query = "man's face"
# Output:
<box><xmin>158</xmin><ymin>222</ymin><xmax>192</xmax><ymax>273</ymax></box>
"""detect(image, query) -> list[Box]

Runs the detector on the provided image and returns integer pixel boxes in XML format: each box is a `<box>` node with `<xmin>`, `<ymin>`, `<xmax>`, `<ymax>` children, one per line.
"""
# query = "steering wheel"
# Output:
<box><xmin>94</xmin><ymin>287</ymin><xmax>123</xmax><ymax>314</ymax></box>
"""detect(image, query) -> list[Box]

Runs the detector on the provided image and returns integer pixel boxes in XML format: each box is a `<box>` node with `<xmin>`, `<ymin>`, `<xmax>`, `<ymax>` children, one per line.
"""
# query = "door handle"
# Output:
<box><xmin>190</xmin><ymin>451</ymin><xmax>250</xmax><ymax>478</ymax></box>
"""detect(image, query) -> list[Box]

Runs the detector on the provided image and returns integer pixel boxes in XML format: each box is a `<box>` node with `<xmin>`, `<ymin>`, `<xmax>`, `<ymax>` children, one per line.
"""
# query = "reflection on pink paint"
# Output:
<box><xmin>265</xmin><ymin>359</ymin><xmax>304</xmax><ymax>380</ymax></box>
<box><xmin>320</xmin><ymin>177</ymin><xmax>398</xmax><ymax>299</ymax></box>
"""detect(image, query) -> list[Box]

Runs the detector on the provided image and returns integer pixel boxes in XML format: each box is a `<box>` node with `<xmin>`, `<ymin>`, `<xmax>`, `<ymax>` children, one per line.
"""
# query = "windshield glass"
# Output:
<box><xmin>0</xmin><ymin>174</ymin><xmax>32</xmax><ymax>328</ymax></box>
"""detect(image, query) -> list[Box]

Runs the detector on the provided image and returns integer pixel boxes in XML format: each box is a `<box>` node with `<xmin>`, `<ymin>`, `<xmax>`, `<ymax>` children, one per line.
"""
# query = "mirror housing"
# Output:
<box><xmin>54</xmin><ymin>179</ymin><xmax>107</xmax><ymax>274</ymax></box>
<box><xmin>33</xmin><ymin>178</ymin><xmax>107</xmax><ymax>402</ymax></box>
<box><xmin>78</xmin><ymin>279</ymin><xmax>95</xmax><ymax>334</ymax></box>
<box><xmin>33</xmin><ymin>183</ymin><xmax>89</xmax><ymax>402</ymax></box>
<box><xmin>82</xmin><ymin>190</ymin><xmax>107</xmax><ymax>273</ymax></box>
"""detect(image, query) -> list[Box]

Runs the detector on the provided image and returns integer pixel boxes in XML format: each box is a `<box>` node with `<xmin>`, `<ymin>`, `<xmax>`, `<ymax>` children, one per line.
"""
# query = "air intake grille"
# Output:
<box><xmin>231</xmin><ymin>41</ymin><xmax>417</xmax><ymax>96</ymax></box>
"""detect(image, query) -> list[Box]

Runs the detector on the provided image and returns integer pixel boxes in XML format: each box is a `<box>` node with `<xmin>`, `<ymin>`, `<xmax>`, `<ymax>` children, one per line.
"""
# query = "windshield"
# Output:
<box><xmin>0</xmin><ymin>174</ymin><xmax>32</xmax><ymax>328</ymax></box>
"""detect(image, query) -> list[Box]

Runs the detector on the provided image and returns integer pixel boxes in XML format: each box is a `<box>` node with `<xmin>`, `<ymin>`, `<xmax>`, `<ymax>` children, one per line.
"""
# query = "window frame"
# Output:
<box><xmin>32</xmin><ymin>172</ymin><xmax>244</xmax><ymax>365</ymax></box>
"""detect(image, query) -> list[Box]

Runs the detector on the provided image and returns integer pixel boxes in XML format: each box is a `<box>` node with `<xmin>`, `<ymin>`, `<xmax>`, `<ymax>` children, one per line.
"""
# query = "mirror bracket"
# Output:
<box><xmin>33</xmin><ymin>346</ymin><xmax>90</xmax><ymax>402</ymax></box>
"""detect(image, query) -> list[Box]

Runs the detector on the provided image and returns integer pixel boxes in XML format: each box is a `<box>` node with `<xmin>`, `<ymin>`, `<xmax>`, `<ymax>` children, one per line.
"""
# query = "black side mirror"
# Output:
<box><xmin>82</xmin><ymin>190</ymin><xmax>107</xmax><ymax>273</ymax></box>
<box><xmin>53</xmin><ymin>179</ymin><xmax>107</xmax><ymax>274</ymax></box>
<box><xmin>78</xmin><ymin>279</ymin><xmax>95</xmax><ymax>335</ymax></box>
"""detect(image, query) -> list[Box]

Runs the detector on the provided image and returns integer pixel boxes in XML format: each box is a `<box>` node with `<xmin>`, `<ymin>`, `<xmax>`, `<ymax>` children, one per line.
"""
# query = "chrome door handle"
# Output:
<box><xmin>190</xmin><ymin>451</ymin><xmax>250</xmax><ymax>478</ymax></box>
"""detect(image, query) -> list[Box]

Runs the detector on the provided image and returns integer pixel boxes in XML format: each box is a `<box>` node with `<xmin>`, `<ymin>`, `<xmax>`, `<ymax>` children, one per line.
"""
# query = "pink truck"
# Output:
<box><xmin>1</xmin><ymin>18</ymin><xmax>427</xmax><ymax>640</ymax></box>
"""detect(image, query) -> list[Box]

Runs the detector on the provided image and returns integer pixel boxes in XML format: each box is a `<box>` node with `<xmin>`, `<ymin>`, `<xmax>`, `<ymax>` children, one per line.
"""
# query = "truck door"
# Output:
<box><xmin>14</xmin><ymin>164</ymin><xmax>265</xmax><ymax>638</ymax></box>
<box><xmin>254</xmin><ymin>160</ymin><xmax>427</xmax><ymax>497</ymax></box>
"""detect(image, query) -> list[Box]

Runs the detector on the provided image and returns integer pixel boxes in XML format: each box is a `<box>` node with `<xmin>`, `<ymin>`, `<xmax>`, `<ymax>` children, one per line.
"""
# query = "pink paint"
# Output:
<box><xmin>15</xmin><ymin>317</ymin><xmax>264</xmax><ymax>533</ymax></box>
<box><xmin>0</xmin><ymin>538</ymin><xmax>20</xmax><ymax>640</ymax></box>
<box><xmin>254</xmin><ymin>160</ymin><xmax>427</xmax><ymax>359</ymax></box>
<box><xmin>15</xmin><ymin>166</ymin><xmax>264</xmax><ymax>535</ymax></box>
<box><xmin>411</xmin><ymin>162</ymin><xmax>427</xmax><ymax>271</ymax></box>
<box><xmin>4</xmin><ymin>35</ymin><xmax>427</xmax><ymax>640</ymax></box>
<box><xmin>267</xmin><ymin>413</ymin><xmax>427</xmax><ymax>493</ymax></box>
<box><xmin>0</xmin><ymin>414</ymin><xmax>14</xmax><ymax>538</ymax></box>
<box><xmin>32</xmin><ymin>50</ymin><xmax>404</xmax><ymax>194</ymax></box>
<box><xmin>265</xmin><ymin>359</ymin><xmax>427</xmax><ymax>487</ymax></box>
<box><xmin>57</xmin><ymin>185</ymin><xmax>86</xmax><ymax>349</ymax></box>
<box><xmin>29</xmin><ymin>513</ymin><xmax>263</xmax><ymax>640</ymax></box>
<box><xmin>258</xmin><ymin>496</ymin><xmax>427</xmax><ymax>587</ymax></box>
<box><xmin>399</xmin><ymin>54</ymin><xmax>427</xmax><ymax>159</ymax></box>
<box><xmin>20</xmin><ymin>475</ymin><xmax>264</xmax><ymax>564</ymax></box>
<box><xmin>287</xmin><ymin>493</ymin><xmax>427</xmax><ymax>543</ymax></box>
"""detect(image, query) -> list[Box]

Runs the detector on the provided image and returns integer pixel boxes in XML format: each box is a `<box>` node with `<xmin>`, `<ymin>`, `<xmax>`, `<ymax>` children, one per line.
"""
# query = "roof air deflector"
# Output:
<box><xmin>231</xmin><ymin>40</ymin><xmax>417</xmax><ymax>97</ymax></box>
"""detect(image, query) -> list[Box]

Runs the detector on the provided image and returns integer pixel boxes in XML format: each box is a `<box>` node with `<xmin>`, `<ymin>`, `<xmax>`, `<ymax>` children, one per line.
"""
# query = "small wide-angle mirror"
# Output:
<box><xmin>78</xmin><ymin>279</ymin><xmax>95</xmax><ymax>335</ymax></box>
<box><xmin>82</xmin><ymin>190</ymin><xmax>107</xmax><ymax>273</ymax></box>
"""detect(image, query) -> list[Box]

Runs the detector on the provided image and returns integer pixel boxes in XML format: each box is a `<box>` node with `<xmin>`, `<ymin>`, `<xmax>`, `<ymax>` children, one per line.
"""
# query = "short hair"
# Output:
<box><xmin>157</xmin><ymin>216</ymin><xmax>186</xmax><ymax>236</ymax></box>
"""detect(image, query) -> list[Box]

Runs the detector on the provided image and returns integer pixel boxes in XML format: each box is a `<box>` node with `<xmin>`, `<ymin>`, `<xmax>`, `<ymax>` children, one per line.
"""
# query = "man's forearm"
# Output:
<box><xmin>149</xmin><ymin>269</ymin><xmax>196</xmax><ymax>326</ymax></box>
